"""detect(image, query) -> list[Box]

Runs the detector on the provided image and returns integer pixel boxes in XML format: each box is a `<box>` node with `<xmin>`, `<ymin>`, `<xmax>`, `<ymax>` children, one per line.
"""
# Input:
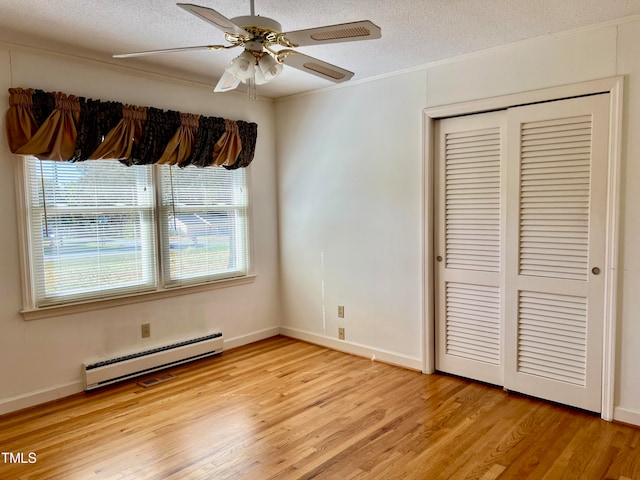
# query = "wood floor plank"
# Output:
<box><xmin>480</xmin><ymin>464</ymin><xmax>507</xmax><ymax>480</ymax></box>
<box><xmin>1</xmin><ymin>335</ymin><xmax>640</xmax><ymax>479</ymax></box>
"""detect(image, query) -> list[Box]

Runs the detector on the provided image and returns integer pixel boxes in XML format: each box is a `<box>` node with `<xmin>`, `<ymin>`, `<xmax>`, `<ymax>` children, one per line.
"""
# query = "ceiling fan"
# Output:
<box><xmin>113</xmin><ymin>1</ymin><xmax>381</xmax><ymax>97</ymax></box>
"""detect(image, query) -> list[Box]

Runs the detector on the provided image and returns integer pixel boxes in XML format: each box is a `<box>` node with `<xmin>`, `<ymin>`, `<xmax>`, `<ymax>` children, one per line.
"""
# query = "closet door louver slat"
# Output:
<box><xmin>446</xmin><ymin>282</ymin><xmax>500</xmax><ymax>365</ymax></box>
<box><xmin>517</xmin><ymin>291</ymin><xmax>587</xmax><ymax>386</ymax></box>
<box><xmin>519</xmin><ymin>115</ymin><xmax>591</xmax><ymax>281</ymax></box>
<box><xmin>445</xmin><ymin>128</ymin><xmax>501</xmax><ymax>273</ymax></box>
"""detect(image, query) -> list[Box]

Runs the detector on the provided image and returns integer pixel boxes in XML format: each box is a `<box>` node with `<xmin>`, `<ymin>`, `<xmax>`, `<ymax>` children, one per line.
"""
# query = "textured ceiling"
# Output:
<box><xmin>1</xmin><ymin>0</ymin><xmax>640</xmax><ymax>98</ymax></box>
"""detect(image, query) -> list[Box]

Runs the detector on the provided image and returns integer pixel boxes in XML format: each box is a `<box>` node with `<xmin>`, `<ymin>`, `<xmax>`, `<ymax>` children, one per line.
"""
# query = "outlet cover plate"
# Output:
<box><xmin>141</xmin><ymin>323</ymin><xmax>151</xmax><ymax>338</ymax></box>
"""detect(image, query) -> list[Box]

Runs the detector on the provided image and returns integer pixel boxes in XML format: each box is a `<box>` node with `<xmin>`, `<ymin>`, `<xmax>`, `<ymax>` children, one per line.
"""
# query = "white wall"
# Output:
<box><xmin>276</xmin><ymin>71</ymin><xmax>427</xmax><ymax>369</ymax></box>
<box><xmin>614</xmin><ymin>20</ymin><xmax>640</xmax><ymax>425</ymax></box>
<box><xmin>0</xmin><ymin>47</ymin><xmax>281</xmax><ymax>413</ymax></box>
<box><xmin>275</xmin><ymin>19</ymin><xmax>640</xmax><ymax>425</ymax></box>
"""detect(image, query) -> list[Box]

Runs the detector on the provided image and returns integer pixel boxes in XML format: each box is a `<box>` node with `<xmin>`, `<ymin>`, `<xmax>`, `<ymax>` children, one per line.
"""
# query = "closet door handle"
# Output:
<box><xmin>592</xmin><ymin>267</ymin><xmax>601</xmax><ymax>275</ymax></box>
<box><xmin>436</xmin><ymin>256</ymin><xmax>443</xmax><ymax>262</ymax></box>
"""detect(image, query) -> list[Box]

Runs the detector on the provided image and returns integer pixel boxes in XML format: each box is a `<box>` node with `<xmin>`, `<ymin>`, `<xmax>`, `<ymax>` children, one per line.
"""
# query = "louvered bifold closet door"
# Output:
<box><xmin>504</xmin><ymin>94</ymin><xmax>609</xmax><ymax>412</ymax></box>
<box><xmin>435</xmin><ymin>111</ymin><xmax>506</xmax><ymax>385</ymax></box>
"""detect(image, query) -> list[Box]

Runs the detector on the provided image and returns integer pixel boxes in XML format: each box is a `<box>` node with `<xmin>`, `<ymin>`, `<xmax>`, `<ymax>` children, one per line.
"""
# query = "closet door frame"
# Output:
<box><xmin>422</xmin><ymin>76</ymin><xmax>624</xmax><ymax>421</ymax></box>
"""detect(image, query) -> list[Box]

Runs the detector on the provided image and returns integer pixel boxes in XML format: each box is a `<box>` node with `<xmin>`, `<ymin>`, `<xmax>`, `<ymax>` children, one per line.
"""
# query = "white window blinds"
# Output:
<box><xmin>25</xmin><ymin>158</ymin><xmax>157</xmax><ymax>307</ymax></box>
<box><xmin>159</xmin><ymin>165</ymin><xmax>248</xmax><ymax>287</ymax></box>
<box><xmin>23</xmin><ymin>158</ymin><xmax>250</xmax><ymax>309</ymax></box>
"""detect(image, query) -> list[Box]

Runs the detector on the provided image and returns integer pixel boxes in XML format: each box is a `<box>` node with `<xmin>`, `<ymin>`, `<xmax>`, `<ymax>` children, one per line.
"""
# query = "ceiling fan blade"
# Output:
<box><xmin>278</xmin><ymin>51</ymin><xmax>354</xmax><ymax>83</ymax></box>
<box><xmin>214</xmin><ymin>70</ymin><xmax>241</xmax><ymax>93</ymax></box>
<box><xmin>282</xmin><ymin>20</ymin><xmax>381</xmax><ymax>46</ymax></box>
<box><xmin>177</xmin><ymin>3</ymin><xmax>250</xmax><ymax>36</ymax></box>
<box><xmin>113</xmin><ymin>45</ymin><xmax>225</xmax><ymax>58</ymax></box>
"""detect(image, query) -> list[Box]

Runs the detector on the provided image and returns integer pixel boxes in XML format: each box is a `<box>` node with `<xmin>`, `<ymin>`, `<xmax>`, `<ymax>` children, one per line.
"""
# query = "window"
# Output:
<box><xmin>22</xmin><ymin>157</ymin><xmax>249</xmax><ymax>309</ymax></box>
<box><xmin>159</xmin><ymin>164</ymin><xmax>248</xmax><ymax>287</ymax></box>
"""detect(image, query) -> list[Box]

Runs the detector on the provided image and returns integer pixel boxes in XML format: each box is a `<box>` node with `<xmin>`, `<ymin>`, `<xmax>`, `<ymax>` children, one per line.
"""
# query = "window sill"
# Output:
<box><xmin>20</xmin><ymin>275</ymin><xmax>257</xmax><ymax>321</ymax></box>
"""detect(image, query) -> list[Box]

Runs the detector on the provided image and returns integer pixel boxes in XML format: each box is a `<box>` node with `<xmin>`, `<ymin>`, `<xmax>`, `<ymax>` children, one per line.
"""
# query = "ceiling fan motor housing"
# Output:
<box><xmin>231</xmin><ymin>15</ymin><xmax>282</xmax><ymax>34</ymax></box>
<box><xmin>244</xmin><ymin>41</ymin><xmax>264</xmax><ymax>52</ymax></box>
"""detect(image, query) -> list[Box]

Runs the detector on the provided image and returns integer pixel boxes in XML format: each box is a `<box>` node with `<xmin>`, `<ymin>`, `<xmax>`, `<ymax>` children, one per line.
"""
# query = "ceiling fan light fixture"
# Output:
<box><xmin>229</xmin><ymin>49</ymin><xmax>256</xmax><ymax>81</ymax></box>
<box><xmin>254</xmin><ymin>65</ymin><xmax>268</xmax><ymax>85</ymax></box>
<box><xmin>258</xmin><ymin>54</ymin><xmax>283</xmax><ymax>81</ymax></box>
<box><xmin>214</xmin><ymin>69</ymin><xmax>242</xmax><ymax>92</ymax></box>
<box><xmin>224</xmin><ymin>49</ymin><xmax>283</xmax><ymax>96</ymax></box>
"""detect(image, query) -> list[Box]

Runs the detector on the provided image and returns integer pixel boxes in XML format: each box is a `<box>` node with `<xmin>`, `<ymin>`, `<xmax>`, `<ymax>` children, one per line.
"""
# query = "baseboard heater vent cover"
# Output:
<box><xmin>84</xmin><ymin>332</ymin><xmax>223</xmax><ymax>391</ymax></box>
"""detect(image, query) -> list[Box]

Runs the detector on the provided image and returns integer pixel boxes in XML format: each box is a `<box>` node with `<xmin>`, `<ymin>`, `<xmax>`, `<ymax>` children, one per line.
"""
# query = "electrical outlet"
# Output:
<box><xmin>141</xmin><ymin>323</ymin><xmax>151</xmax><ymax>338</ymax></box>
<box><xmin>338</xmin><ymin>305</ymin><xmax>345</xmax><ymax>318</ymax></box>
<box><xmin>338</xmin><ymin>327</ymin><xmax>345</xmax><ymax>340</ymax></box>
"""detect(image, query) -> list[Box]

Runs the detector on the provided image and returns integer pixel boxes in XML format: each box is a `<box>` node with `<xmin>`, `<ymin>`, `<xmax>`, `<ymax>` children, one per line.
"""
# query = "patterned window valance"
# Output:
<box><xmin>5</xmin><ymin>88</ymin><xmax>258</xmax><ymax>169</ymax></box>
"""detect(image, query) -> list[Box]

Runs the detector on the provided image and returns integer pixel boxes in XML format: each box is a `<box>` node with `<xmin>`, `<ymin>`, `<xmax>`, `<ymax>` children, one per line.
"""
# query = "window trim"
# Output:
<box><xmin>20</xmin><ymin>275</ymin><xmax>257</xmax><ymax>321</ymax></box>
<box><xmin>14</xmin><ymin>157</ymin><xmax>256</xmax><ymax>320</ymax></box>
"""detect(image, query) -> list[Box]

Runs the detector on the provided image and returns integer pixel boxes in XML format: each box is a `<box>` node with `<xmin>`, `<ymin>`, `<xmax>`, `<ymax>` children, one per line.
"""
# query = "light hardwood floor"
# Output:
<box><xmin>1</xmin><ymin>336</ymin><xmax>639</xmax><ymax>479</ymax></box>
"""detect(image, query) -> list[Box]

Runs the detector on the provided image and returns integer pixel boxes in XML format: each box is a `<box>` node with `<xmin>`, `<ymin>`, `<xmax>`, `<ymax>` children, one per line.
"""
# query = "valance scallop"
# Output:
<box><xmin>6</xmin><ymin>88</ymin><xmax>257</xmax><ymax>169</ymax></box>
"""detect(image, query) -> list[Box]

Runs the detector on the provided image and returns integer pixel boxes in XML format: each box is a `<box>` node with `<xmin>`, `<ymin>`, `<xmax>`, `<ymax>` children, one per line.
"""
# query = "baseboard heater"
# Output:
<box><xmin>84</xmin><ymin>332</ymin><xmax>223</xmax><ymax>391</ymax></box>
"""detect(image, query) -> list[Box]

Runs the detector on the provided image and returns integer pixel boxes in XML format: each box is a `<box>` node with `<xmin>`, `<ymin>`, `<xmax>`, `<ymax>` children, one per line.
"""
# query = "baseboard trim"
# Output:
<box><xmin>0</xmin><ymin>326</ymin><xmax>281</xmax><ymax>416</ymax></box>
<box><xmin>613</xmin><ymin>406</ymin><xmax>640</xmax><ymax>427</ymax></box>
<box><xmin>280</xmin><ymin>326</ymin><xmax>423</xmax><ymax>372</ymax></box>
<box><xmin>0</xmin><ymin>380</ymin><xmax>84</xmax><ymax>416</ymax></box>
<box><xmin>223</xmin><ymin>326</ymin><xmax>281</xmax><ymax>351</ymax></box>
